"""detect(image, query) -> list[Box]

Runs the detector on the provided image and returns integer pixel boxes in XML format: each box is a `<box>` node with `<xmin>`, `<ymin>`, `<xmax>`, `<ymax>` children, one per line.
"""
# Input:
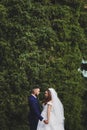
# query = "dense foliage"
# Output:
<box><xmin>79</xmin><ymin>1</ymin><xmax>87</xmax><ymax>130</ymax></box>
<box><xmin>0</xmin><ymin>0</ymin><xmax>87</xmax><ymax>130</ymax></box>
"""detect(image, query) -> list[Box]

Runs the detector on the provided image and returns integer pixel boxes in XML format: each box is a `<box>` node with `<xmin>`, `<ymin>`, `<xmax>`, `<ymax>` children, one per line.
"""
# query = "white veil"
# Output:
<box><xmin>49</xmin><ymin>88</ymin><xmax>65</xmax><ymax>124</ymax></box>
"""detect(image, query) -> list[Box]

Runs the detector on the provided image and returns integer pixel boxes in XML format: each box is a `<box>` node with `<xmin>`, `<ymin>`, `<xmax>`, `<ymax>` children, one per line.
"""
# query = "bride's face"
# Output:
<box><xmin>44</xmin><ymin>91</ymin><xmax>49</xmax><ymax>98</ymax></box>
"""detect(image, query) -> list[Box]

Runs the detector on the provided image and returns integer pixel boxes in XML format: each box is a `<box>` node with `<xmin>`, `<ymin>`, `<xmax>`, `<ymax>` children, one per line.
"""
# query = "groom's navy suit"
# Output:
<box><xmin>28</xmin><ymin>95</ymin><xmax>43</xmax><ymax>130</ymax></box>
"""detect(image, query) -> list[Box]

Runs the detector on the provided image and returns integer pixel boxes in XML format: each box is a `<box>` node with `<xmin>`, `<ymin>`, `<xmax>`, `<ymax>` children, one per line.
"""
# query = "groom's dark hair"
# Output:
<box><xmin>31</xmin><ymin>86</ymin><xmax>40</xmax><ymax>93</ymax></box>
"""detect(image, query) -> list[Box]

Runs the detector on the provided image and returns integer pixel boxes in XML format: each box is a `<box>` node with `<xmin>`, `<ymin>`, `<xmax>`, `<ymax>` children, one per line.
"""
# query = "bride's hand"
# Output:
<box><xmin>44</xmin><ymin>120</ymin><xmax>49</xmax><ymax>124</ymax></box>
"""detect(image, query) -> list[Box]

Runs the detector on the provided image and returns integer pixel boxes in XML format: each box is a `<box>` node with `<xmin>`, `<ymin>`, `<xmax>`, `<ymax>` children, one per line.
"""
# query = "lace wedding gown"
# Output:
<box><xmin>37</xmin><ymin>100</ymin><xmax>65</xmax><ymax>130</ymax></box>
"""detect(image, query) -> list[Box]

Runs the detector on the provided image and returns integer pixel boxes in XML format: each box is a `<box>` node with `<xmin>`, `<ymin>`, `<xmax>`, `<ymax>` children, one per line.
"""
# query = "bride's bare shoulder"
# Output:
<box><xmin>47</xmin><ymin>100</ymin><xmax>52</xmax><ymax>105</ymax></box>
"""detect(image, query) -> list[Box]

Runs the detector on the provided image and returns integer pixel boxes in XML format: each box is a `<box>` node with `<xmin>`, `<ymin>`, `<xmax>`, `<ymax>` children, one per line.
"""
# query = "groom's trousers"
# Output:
<box><xmin>29</xmin><ymin>118</ymin><xmax>38</xmax><ymax>130</ymax></box>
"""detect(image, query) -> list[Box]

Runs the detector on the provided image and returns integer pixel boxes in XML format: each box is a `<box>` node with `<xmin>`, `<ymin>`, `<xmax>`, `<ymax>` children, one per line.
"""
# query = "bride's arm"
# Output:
<box><xmin>47</xmin><ymin>104</ymin><xmax>52</xmax><ymax>123</ymax></box>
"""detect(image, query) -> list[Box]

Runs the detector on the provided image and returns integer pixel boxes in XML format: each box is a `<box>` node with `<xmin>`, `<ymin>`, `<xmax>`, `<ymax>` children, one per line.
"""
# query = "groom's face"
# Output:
<box><xmin>35</xmin><ymin>88</ymin><xmax>40</xmax><ymax>96</ymax></box>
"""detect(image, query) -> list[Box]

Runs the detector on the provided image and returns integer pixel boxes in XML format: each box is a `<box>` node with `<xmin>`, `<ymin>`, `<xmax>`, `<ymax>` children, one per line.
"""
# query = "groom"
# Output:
<box><xmin>28</xmin><ymin>87</ymin><xmax>48</xmax><ymax>130</ymax></box>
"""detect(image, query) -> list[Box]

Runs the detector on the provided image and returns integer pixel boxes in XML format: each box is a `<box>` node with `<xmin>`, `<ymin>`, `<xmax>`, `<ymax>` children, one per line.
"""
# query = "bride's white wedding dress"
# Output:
<box><xmin>37</xmin><ymin>88</ymin><xmax>65</xmax><ymax>130</ymax></box>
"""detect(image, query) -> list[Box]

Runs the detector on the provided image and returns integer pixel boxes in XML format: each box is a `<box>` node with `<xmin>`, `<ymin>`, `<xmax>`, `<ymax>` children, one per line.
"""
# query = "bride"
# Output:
<box><xmin>37</xmin><ymin>88</ymin><xmax>65</xmax><ymax>130</ymax></box>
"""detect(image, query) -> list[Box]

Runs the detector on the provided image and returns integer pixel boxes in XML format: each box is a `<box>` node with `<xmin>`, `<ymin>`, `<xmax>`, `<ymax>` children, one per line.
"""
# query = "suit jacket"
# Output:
<box><xmin>28</xmin><ymin>95</ymin><xmax>43</xmax><ymax>122</ymax></box>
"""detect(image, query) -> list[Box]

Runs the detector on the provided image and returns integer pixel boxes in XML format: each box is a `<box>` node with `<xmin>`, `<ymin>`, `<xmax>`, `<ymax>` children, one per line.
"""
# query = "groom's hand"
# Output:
<box><xmin>43</xmin><ymin>120</ymin><xmax>49</xmax><ymax>124</ymax></box>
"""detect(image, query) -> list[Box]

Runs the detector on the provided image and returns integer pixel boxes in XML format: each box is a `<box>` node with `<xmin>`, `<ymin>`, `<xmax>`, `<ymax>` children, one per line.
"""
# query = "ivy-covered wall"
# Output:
<box><xmin>0</xmin><ymin>0</ymin><xmax>87</xmax><ymax>130</ymax></box>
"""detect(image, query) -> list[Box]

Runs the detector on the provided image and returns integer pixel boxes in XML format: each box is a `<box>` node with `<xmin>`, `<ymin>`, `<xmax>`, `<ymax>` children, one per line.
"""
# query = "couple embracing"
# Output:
<box><xmin>28</xmin><ymin>87</ymin><xmax>65</xmax><ymax>130</ymax></box>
